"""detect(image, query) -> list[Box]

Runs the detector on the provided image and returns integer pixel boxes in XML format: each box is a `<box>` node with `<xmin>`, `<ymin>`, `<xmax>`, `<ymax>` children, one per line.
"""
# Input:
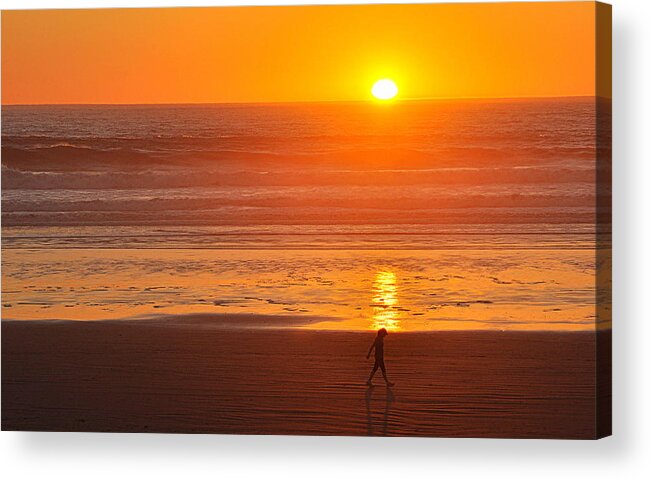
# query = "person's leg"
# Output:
<box><xmin>367</xmin><ymin>361</ymin><xmax>379</xmax><ymax>384</ymax></box>
<box><xmin>379</xmin><ymin>359</ymin><xmax>394</xmax><ymax>386</ymax></box>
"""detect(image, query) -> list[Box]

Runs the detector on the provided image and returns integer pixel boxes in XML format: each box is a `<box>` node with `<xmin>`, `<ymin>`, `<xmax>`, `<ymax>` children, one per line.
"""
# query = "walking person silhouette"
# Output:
<box><xmin>366</xmin><ymin>328</ymin><xmax>395</xmax><ymax>387</ymax></box>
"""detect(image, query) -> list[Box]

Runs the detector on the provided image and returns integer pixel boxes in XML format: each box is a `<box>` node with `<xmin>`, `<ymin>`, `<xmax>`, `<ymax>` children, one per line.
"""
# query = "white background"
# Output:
<box><xmin>0</xmin><ymin>0</ymin><xmax>649</xmax><ymax>477</ymax></box>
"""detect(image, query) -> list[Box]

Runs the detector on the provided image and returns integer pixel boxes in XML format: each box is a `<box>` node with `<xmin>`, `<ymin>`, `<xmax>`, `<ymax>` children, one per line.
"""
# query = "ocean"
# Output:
<box><xmin>1</xmin><ymin>98</ymin><xmax>610</xmax><ymax>330</ymax></box>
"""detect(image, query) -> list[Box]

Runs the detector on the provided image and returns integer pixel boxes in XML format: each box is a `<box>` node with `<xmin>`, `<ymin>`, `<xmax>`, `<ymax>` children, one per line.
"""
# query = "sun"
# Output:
<box><xmin>371</xmin><ymin>79</ymin><xmax>398</xmax><ymax>100</ymax></box>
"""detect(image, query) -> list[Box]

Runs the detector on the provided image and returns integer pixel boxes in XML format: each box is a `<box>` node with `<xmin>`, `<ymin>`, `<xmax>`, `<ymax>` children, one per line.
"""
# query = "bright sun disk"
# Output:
<box><xmin>371</xmin><ymin>79</ymin><xmax>398</xmax><ymax>100</ymax></box>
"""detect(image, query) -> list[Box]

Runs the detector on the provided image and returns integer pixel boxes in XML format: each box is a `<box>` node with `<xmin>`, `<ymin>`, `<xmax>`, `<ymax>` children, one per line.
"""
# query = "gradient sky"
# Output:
<box><xmin>2</xmin><ymin>2</ymin><xmax>600</xmax><ymax>104</ymax></box>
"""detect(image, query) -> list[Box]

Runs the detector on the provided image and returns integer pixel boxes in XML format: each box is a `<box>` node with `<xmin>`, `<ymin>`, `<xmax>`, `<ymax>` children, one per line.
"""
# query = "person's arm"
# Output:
<box><xmin>366</xmin><ymin>340</ymin><xmax>376</xmax><ymax>359</ymax></box>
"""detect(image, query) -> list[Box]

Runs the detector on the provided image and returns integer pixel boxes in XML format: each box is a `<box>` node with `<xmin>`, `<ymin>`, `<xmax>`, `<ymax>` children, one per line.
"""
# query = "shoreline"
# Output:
<box><xmin>0</xmin><ymin>315</ymin><xmax>609</xmax><ymax>333</ymax></box>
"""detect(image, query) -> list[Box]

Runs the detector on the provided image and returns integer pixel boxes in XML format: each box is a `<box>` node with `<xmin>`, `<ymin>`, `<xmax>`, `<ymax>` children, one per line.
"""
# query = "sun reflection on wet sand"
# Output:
<box><xmin>371</xmin><ymin>271</ymin><xmax>401</xmax><ymax>331</ymax></box>
<box><xmin>2</xmin><ymin>249</ymin><xmax>601</xmax><ymax>332</ymax></box>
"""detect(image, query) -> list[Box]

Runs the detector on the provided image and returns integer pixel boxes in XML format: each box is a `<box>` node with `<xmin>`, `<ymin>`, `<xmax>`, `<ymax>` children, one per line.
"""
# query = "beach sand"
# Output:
<box><xmin>1</xmin><ymin>320</ymin><xmax>609</xmax><ymax>438</ymax></box>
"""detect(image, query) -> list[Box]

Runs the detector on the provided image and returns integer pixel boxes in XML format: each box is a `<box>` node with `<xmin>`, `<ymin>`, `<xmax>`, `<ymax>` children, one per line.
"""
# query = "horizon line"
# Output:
<box><xmin>1</xmin><ymin>94</ymin><xmax>605</xmax><ymax>107</ymax></box>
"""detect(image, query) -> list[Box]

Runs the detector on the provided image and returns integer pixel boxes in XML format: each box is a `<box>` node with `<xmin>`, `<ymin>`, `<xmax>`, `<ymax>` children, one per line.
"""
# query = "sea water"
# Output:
<box><xmin>1</xmin><ymin>98</ymin><xmax>610</xmax><ymax>330</ymax></box>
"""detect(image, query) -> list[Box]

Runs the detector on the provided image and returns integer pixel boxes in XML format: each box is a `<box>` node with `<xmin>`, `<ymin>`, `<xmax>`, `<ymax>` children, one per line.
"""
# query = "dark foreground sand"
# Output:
<box><xmin>2</xmin><ymin>320</ymin><xmax>610</xmax><ymax>438</ymax></box>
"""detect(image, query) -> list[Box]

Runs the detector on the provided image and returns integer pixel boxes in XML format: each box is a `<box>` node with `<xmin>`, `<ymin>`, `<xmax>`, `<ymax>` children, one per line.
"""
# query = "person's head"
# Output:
<box><xmin>377</xmin><ymin>328</ymin><xmax>388</xmax><ymax>338</ymax></box>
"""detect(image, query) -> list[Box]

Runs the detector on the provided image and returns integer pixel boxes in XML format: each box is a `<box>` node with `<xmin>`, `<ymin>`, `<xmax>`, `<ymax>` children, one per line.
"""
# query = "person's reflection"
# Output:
<box><xmin>365</xmin><ymin>386</ymin><xmax>395</xmax><ymax>436</ymax></box>
<box><xmin>365</xmin><ymin>386</ymin><xmax>374</xmax><ymax>436</ymax></box>
<box><xmin>382</xmin><ymin>387</ymin><xmax>395</xmax><ymax>436</ymax></box>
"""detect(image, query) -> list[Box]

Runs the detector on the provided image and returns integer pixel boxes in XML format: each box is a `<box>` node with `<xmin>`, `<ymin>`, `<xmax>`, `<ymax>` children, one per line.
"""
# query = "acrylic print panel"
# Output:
<box><xmin>1</xmin><ymin>2</ymin><xmax>611</xmax><ymax>438</ymax></box>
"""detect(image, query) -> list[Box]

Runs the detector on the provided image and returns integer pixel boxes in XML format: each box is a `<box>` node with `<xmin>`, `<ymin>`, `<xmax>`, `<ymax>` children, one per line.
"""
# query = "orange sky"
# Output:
<box><xmin>2</xmin><ymin>2</ymin><xmax>601</xmax><ymax>105</ymax></box>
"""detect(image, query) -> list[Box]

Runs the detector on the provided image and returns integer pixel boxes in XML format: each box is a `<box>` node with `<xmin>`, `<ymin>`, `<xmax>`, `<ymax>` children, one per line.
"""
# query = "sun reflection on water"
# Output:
<box><xmin>371</xmin><ymin>270</ymin><xmax>401</xmax><ymax>331</ymax></box>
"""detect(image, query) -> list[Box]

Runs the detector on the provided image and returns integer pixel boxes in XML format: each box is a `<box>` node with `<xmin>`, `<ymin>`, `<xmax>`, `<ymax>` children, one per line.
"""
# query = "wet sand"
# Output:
<box><xmin>1</xmin><ymin>320</ymin><xmax>608</xmax><ymax>438</ymax></box>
